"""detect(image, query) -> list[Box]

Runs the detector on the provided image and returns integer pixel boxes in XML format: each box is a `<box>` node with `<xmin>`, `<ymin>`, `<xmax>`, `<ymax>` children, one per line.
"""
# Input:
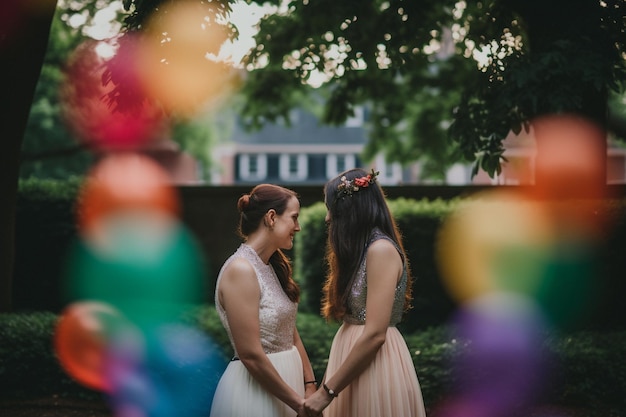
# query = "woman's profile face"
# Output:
<box><xmin>273</xmin><ymin>196</ymin><xmax>301</xmax><ymax>250</ymax></box>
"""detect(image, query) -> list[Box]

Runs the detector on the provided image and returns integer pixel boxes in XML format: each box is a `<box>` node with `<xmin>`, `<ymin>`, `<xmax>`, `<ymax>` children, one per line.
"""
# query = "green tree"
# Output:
<box><xmin>21</xmin><ymin>0</ymin><xmax>223</xmax><ymax>181</ymax></box>
<box><xmin>121</xmin><ymin>0</ymin><xmax>626</xmax><ymax>180</ymax></box>
<box><xmin>1</xmin><ymin>0</ymin><xmax>234</xmax><ymax>311</ymax></box>
<box><xmin>19</xmin><ymin>1</ymin><xmax>97</xmax><ymax>180</ymax></box>
<box><xmin>234</xmin><ymin>0</ymin><xmax>626</xmax><ymax>179</ymax></box>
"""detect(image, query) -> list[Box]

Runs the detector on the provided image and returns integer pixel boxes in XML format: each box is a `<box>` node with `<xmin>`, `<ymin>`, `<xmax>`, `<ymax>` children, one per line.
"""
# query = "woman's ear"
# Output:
<box><xmin>265</xmin><ymin>209</ymin><xmax>277</xmax><ymax>228</ymax></box>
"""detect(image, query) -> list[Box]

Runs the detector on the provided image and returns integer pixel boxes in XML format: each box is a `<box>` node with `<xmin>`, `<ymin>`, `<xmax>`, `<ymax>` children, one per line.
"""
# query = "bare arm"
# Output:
<box><xmin>219</xmin><ymin>258</ymin><xmax>304</xmax><ymax>414</ymax></box>
<box><xmin>304</xmin><ymin>240</ymin><xmax>402</xmax><ymax>413</ymax></box>
<box><xmin>294</xmin><ymin>327</ymin><xmax>317</xmax><ymax>398</ymax></box>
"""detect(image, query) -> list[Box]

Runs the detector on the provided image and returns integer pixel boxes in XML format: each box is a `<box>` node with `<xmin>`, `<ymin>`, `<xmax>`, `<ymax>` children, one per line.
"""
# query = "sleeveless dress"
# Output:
<box><xmin>324</xmin><ymin>229</ymin><xmax>426</xmax><ymax>417</ymax></box>
<box><xmin>210</xmin><ymin>244</ymin><xmax>304</xmax><ymax>417</ymax></box>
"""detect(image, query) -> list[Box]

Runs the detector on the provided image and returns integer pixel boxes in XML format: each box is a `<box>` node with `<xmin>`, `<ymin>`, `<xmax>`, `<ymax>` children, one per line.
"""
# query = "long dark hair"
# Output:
<box><xmin>237</xmin><ymin>184</ymin><xmax>300</xmax><ymax>303</ymax></box>
<box><xmin>321</xmin><ymin>168</ymin><xmax>412</xmax><ymax>321</ymax></box>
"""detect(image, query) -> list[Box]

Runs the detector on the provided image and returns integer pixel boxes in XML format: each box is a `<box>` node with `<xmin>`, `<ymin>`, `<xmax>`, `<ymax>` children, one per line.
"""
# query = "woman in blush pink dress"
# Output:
<box><xmin>304</xmin><ymin>169</ymin><xmax>426</xmax><ymax>417</ymax></box>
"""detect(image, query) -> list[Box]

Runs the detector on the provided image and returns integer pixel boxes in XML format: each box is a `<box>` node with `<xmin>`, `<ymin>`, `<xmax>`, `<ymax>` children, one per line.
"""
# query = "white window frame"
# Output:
<box><xmin>239</xmin><ymin>153</ymin><xmax>268</xmax><ymax>181</ymax></box>
<box><xmin>326</xmin><ymin>154</ymin><xmax>356</xmax><ymax>178</ymax></box>
<box><xmin>279</xmin><ymin>153</ymin><xmax>308</xmax><ymax>181</ymax></box>
<box><xmin>375</xmin><ymin>155</ymin><xmax>403</xmax><ymax>184</ymax></box>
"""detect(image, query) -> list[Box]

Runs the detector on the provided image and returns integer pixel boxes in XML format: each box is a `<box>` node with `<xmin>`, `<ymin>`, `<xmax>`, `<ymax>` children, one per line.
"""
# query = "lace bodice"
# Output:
<box><xmin>215</xmin><ymin>244</ymin><xmax>297</xmax><ymax>356</ymax></box>
<box><xmin>343</xmin><ymin>229</ymin><xmax>408</xmax><ymax>326</ymax></box>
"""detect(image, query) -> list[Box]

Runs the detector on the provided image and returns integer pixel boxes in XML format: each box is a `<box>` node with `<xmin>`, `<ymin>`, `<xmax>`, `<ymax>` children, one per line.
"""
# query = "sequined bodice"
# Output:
<box><xmin>343</xmin><ymin>229</ymin><xmax>408</xmax><ymax>326</ymax></box>
<box><xmin>215</xmin><ymin>244</ymin><xmax>297</xmax><ymax>356</ymax></box>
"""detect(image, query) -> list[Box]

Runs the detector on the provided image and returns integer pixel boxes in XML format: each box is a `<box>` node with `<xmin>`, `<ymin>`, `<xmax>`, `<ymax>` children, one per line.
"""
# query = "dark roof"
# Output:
<box><xmin>232</xmin><ymin>109</ymin><xmax>367</xmax><ymax>145</ymax></box>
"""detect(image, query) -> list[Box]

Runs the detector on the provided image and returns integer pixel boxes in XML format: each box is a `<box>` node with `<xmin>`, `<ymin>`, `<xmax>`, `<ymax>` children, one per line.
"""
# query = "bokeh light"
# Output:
<box><xmin>106</xmin><ymin>323</ymin><xmax>225</xmax><ymax>417</ymax></box>
<box><xmin>76</xmin><ymin>153</ymin><xmax>179</xmax><ymax>234</ymax></box>
<box><xmin>52</xmin><ymin>2</ymin><xmax>236</xmax><ymax>414</ymax></box>
<box><xmin>69</xmin><ymin>153</ymin><xmax>203</xmax><ymax>326</ymax></box>
<box><xmin>434</xmin><ymin>114</ymin><xmax>615</xmax><ymax>415</ymax></box>
<box><xmin>433</xmin><ymin>293</ymin><xmax>547</xmax><ymax>417</ymax></box>
<box><xmin>57</xmin><ymin>150</ymin><xmax>221</xmax><ymax>416</ymax></box>
<box><xmin>65</xmin><ymin>215</ymin><xmax>206</xmax><ymax>327</ymax></box>
<box><xmin>436</xmin><ymin>190</ymin><xmax>554</xmax><ymax>303</ymax></box>
<box><xmin>59</xmin><ymin>39</ymin><xmax>166</xmax><ymax>152</ymax></box>
<box><xmin>133</xmin><ymin>1</ymin><xmax>237</xmax><ymax>116</ymax></box>
<box><xmin>54</xmin><ymin>301</ymin><xmax>131</xmax><ymax>392</ymax></box>
<box><xmin>532</xmin><ymin>114</ymin><xmax>607</xmax><ymax>200</ymax></box>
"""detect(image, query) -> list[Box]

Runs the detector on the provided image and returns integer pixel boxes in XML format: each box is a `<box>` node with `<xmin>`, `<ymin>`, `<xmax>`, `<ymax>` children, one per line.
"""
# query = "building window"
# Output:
<box><xmin>279</xmin><ymin>153</ymin><xmax>307</xmax><ymax>181</ymax></box>
<box><xmin>326</xmin><ymin>154</ymin><xmax>356</xmax><ymax>178</ymax></box>
<box><xmin>336</xmin><ymin>155</ymin><xmax>347</xmax><ymax>173</ymax></box>
<box><xmin>375</xmin><ymin>155</ymin><xmax>402</xmax><ymax>184</ymax></box>
<box><xmin>249</xmin><ymin>155</ymin><xmax>259</xmax><ymax>174</ymax></box>
<box><xmin>307</xmin><ymin>154</ymin><xmax>327</xmax><ymax>181</ymax></box>
<box><xmin>239</xmin><ymin>153</ymin><xmax>268</xmax><ymax>181</ymax></box>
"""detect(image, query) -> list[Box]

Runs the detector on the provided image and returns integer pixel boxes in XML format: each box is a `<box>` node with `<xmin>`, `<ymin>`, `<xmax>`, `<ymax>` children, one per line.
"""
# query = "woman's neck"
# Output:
<box><xmin>245</xmin><ymin>234</ymin><xmax>275</xmax><ymax>265</ymax></box>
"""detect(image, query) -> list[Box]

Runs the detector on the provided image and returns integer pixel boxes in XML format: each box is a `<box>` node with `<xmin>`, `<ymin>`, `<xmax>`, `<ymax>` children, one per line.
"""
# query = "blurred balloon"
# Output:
<box><xmin>532</xmin><ymin>114</ymin><xmax>607</xmax><ymax>200</ymax></box>
<box><xmin>65</xmin><ymin>217</ymin><xmax>206</xmax><ymax>326</ymax></box>
<box><xmin>436</xmin><ymin>189</ymin><xmax>603</xmax><ymax>330</ymax></box>
<box><xmin>106</xmin><ymin>323</ymin><xmax>226</xmax><ymax>417</ymax></box>
<box><xmin>436</xmin><ymin>190</ymin><xmax>554</xmax><ymax>303</ymax></box>
<box><xmin>431</xmin><ymin>293</ymin><xmax>548</xmax><ymax>417</ymax></box>
<box><xmin>59</xmin><ymin>39</ymin><xmax>166</xmax><ymax>152</ymax></box>
<box><xmin>528</xmin><ymin>115</ymin><xmax>613</xmax><ymax>245</ymax></box>
<box><xmin>54</xmin><ymin>301</ymin><xmax>128</xmax><ymax>392</ymax></box>
<box><xmin>76</xmin><ymin>153</ymin><xmax>179</xmax><ymax>234</ymax></box>
<box><xmin>133</xmin><ymin>0</ymin><xmax>238</xmax><ymax>116</ymax></box>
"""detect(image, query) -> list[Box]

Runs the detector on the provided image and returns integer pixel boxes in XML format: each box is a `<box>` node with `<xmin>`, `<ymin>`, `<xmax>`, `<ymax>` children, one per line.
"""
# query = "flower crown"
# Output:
<box><xmin>336</xmin><ymin>169</ymin><xmax>380</xmax><ymax>199</ymax></box>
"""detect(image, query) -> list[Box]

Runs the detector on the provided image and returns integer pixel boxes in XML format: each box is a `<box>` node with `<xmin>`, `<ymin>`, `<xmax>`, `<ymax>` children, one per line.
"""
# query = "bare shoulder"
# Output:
<box><xmin>366</xmin><ymin>238</ymin><xmax>403</xmax><ymax>285</ymax></box>
<box><xmin>220</xmin><ymin>258</ymin><xmax>259</xmax><ymax>293</ymax></box>
<box><xmin>367</xmin><ymin>238</ymin><xmax>400</xmax><ymax>260</ymax></box>
<box><xmin>223</xmin><ymin>257</ymin><xmax>256</xmax><ymax>278</ymax></box>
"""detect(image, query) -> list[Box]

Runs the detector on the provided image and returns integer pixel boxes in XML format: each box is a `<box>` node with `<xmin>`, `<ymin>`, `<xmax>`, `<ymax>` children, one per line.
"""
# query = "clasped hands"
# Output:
<box><xmin>297</xmin><ymin>385</ymin><xmax>333</xmax><ymax>417</ymax></box>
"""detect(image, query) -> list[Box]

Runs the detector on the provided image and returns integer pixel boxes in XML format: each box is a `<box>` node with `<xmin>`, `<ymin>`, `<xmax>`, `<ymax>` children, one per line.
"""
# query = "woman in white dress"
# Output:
<box><xmin>210</xmin><ymin>184</ymin><xmax>317</xmax><ymax>417</ymax></box>
<box><xmin>304</xmin><ymin>168</ymin><xmax>426</xmax><ymax>417</ymax></box>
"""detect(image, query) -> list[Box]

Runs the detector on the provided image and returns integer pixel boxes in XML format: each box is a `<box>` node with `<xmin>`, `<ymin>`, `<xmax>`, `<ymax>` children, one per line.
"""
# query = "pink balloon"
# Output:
<box><xmin>59</xmin><ymin>39</ymin><xmax>166</xmax><ymax>152</ymax></box>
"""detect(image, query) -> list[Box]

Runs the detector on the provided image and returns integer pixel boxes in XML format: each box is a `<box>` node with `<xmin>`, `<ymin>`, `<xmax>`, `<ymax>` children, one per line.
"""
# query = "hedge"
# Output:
<box><xmin>12</xmin><ymin>179</ymin><xmax>626</xmax><ymax>331</ymax></box>
<box><xmin>1</xmin><ymin>308</ymin><xmax>626</xmax><ymax>415</ymax></box>
<box><xmin>294</xmin><ymin>196</ymin><xmax>626</xmax><ymax>332</ymax></box>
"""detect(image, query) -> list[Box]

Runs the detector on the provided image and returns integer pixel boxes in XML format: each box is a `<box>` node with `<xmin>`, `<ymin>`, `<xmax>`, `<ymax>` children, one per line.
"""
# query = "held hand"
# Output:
<box><xmin>304</xmin><ymin>383</ymin><xmax>318</xmax><ymax>398</ymax></box>
<box><xmin>303</xmin><ymin>387</ymin><xmax>333</xmax><ymax>416</ymax></box>
<box><xmin>295</xmin><ymin>398</ymin><xmax>307</xmax><ymax>417</ymax></box>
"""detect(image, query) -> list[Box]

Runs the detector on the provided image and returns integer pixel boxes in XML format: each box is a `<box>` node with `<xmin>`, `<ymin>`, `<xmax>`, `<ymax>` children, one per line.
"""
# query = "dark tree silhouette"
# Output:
<box><xmin>0</xmin><ymin>0</ymin><xmax>58</xmax><ymax>311</ymax></box>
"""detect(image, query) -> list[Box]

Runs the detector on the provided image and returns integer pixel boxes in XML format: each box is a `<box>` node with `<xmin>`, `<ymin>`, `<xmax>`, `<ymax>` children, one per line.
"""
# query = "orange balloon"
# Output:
<box><xmin>134</xmin><ymin>1</ymin><xmax>236</xmax><ymax>116</ymax></box>
<box><xmin>532</xmin><ymin>114</ymin><xmax>606</xmax><ymax>199</ymax></box>
<box><xmin>530</xmin><ymin>114</ymin><xmax>611</xmax><ymax>239</ymax></box>
<box><xmin>76</xmin><ymin>153</ymin><xmax>180</xmax><ymax>234</ymax></box>
<box><xmin>54</xmin><ymin>301</ymin><xmax>121</xmax><ymax>392</ymax></box>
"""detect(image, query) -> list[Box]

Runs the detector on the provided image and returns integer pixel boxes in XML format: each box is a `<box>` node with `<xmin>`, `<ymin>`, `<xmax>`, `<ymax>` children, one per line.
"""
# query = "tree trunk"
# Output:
<box><xmin>0</xmin><ymin>0</ymin><xmax>58</xmax><ymax>312</ymax></box>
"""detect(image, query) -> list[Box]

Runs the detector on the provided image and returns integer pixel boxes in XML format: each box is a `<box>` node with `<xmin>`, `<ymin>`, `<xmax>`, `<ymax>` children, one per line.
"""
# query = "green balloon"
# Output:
<box><xmin>65</xmin><ymin>218</ymin><xmax>207</xmax><ymax>326</ymax></box>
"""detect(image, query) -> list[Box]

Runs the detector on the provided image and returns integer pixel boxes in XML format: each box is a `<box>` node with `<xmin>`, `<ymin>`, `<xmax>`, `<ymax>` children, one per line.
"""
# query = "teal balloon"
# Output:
<box><xmin>65</xmin><ymin>220</ymin><xmax>207</xmax><ymax>325</ymax></box>
<box><xmin>534</xmin><ymin>242</ymin><xmax>599</xmax><ymax>331</ymax></box>
<box><xmin>106</xmin><ymin>323</ymin><xmax>226</xmax><ymax>417</ymax></box>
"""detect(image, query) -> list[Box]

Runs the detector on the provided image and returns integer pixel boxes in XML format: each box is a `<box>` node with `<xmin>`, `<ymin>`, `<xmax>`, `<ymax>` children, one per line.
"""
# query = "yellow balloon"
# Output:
<box><xmin>436</xmin><ymin>190</ymin><xmax>554</xmax><ymax>303</ymax></box>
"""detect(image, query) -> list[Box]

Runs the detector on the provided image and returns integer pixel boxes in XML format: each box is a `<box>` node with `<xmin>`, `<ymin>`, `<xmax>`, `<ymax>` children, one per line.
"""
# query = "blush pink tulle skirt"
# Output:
<box><xmin>324</xmin><ymin>323</ymin><xmax>426</xmax><ymax>417</ymax></box>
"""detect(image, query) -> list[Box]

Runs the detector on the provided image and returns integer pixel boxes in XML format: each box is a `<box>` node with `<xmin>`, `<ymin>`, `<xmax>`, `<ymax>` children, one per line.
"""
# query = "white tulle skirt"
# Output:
<box><xmin>324</xmin><ymin>324</ymin><xmax>426</xmax><ymax>417</ymax></box>
<box><xmin>209</xmin><ymin>346</ymin><xmax>304</xmax><ymax>417</ymax></box>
